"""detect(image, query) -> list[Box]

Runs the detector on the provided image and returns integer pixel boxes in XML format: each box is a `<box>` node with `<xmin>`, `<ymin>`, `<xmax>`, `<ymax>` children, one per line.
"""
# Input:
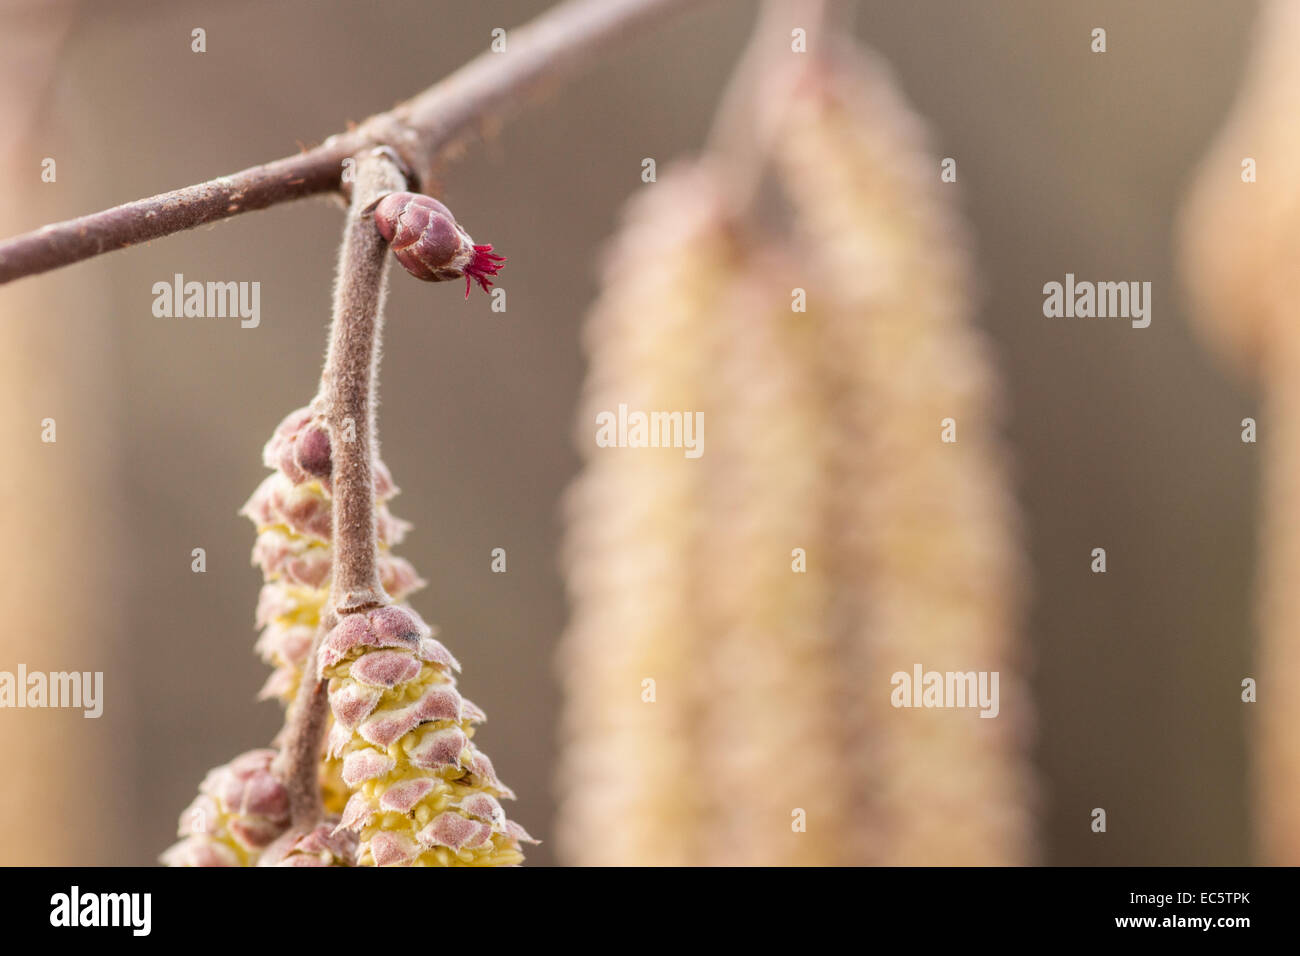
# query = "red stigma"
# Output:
<box><xmin>463</xmin><ymin>244</ymin><xmax>507</xmax><ymax>299</ymax></box>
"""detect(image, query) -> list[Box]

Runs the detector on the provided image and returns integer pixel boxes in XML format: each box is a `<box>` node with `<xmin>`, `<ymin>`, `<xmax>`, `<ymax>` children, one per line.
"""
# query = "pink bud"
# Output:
<box><xmin>373</xmin><ymin>191</ymin><xmax>505</xmax><ymax>298</ymax></box>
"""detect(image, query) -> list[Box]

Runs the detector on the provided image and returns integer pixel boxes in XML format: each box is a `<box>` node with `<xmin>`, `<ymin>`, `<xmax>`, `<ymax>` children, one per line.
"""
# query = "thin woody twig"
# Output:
<box><xmin>276</xmin><ymin>148</ymin><xmax>405</xmax><ymax>827</ymax></box>
<box><xmin>0</xmin><ymin>0</ymin><xmax>701</xmax><ymax>285</ymax></box>
<box><xmin>277</xmin><ymin>620</ymin><xmax>332</xmax><ymax>829</ymax></box>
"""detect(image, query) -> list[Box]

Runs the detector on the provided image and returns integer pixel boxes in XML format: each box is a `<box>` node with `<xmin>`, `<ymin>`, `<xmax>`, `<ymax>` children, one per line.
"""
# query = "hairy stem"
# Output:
<box><xmin>0</xmin><ymin>0</ymin><xmax>703</xmax><ymax>285</ymax></box>
<box><xmin>278</xmin><ymin>148</ymin><xmax>406</xmax><ymax>827</ymax></box>
<box><xmin>317</xmin><ymin>149</ymin><xmax>405</xmax><ymax>616</ymax></box>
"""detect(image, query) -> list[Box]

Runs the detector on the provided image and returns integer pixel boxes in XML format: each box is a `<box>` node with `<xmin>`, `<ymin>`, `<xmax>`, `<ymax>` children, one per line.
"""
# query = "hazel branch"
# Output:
<box><xmin>0</xmin><ymin>0</ymin><xmax>702</xmax><ymax>285</ymax></box>
<box><xmin>277</xmin><ymin>148</ymin><xmax>406</xmax><ymax>827</ymax></box>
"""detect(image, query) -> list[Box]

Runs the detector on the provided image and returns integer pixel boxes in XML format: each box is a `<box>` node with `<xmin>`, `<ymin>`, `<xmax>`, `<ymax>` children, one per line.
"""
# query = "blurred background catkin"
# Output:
<box><xmin>1178</xmin><ymin>0</ymin><xmax>1300</xmax><ymax>867</ymax></box>
<box><xmin>0</xmin><ymin>0</ymin><xmax>1277</xmax><ymax>865</ymax></box>
<box><xmin>558</xmin><ymin>34</ymin><xmax>1033</xmax><ymax>865</ymax></box>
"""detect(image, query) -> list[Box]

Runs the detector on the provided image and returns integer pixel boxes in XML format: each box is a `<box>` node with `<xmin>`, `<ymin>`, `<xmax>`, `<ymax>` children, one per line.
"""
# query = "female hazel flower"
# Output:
<box><xmin>373</xmin><ymin>192</ymin><xmax>505</xmax><ymax>297</ymax></box>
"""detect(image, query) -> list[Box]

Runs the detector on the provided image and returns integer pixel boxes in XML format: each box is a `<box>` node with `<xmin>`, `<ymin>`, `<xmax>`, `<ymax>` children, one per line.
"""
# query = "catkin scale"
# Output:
<box><xmin>244</xmin><ymin>407</ymin><xmax>423</xmax><ymax>711</ymax></box>
<box><xmin>319</xmin><ymin>605</ymin><xmax>536</xmax><ymax>866</ymax></box>
<box><xmin>164</xmin><ymin>409</ymin><xmax>425</xmax><ymax>866</ymax></box>
<box><xmin>256</xmin><ymin>413</ymin><xmax>532</xmax><ymax>866</ymax></box>
<box><xmin>161</xmin><ymin>749</ymin><xmax>291</xmax><ymax>867</ymax></box>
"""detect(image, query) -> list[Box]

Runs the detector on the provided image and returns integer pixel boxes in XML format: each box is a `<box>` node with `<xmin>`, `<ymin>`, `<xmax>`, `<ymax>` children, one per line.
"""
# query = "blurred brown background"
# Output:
<box><xmin>0</xmin><ymin>0</ymin><xmax>1260</xmax><ymax>865</ymax></box>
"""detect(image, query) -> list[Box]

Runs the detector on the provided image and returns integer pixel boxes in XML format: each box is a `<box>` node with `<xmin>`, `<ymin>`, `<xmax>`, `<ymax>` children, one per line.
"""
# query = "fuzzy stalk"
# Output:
<box><xmin>276</xmin><ymin>149</ymin><xmax>407</xmax><ymax>828</ymax></box>
<box><xmin>316</xmin><ymin>153</ymin><xmax>407</xmax><ymax>615</ymax></box>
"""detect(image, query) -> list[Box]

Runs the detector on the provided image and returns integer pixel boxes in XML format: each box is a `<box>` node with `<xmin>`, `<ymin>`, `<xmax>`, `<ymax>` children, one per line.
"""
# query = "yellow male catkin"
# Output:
<box><xmin>772</xmin><ymin>47</ymin><xmax>1034</xmax><ymax>865</ymax></box>
<box><xmin>558</xmin><ymin>45</ymin><xmax>1034</xmax><ymax>865</ymax></box>
<box><xmin>164</xmin><ymin>409</ymin><xmax>424</xmax><ymax>865</ymax></box>
<box><xmin>161</xmin><ymin>749</ymin><xmax>291</xmax><ymax>867</ymax></box>
<box><xmin>556</xmin><ymin>166</ymin><xmax>738</xmax><ymax>865</ymax></box>
<box><xmin>694</xmin><ymin>250</ymin><xmax>847</xmax><ymax>866</ymax></box>
<box><xmin>244</xmin><ymin>407</ymin><xmax>423</xmax><ymax>818</ymax></box>
<box><xmin>319</xmin><ymin>604</ymin><xmax>536</xmax><ymax>866</ymax></box>
<box><xmin>1178</xmin><ymin>0</ymin><xmax>1300</xmax><ymax>865</ymax></box>
<box><xmin>244</xmin><ymin>407</ymin><xmax>423</xmax><ymax>712</ymax></box>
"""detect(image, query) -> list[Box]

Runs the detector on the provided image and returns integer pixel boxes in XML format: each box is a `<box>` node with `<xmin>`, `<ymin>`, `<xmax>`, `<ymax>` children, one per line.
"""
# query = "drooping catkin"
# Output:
<box><xmin>1177</xmin><ymin>0</ymin><xmax>1300</xmax><ymax>865</ymax></box>
<box><xmin>557</xmin><ymin>43</ymin><xmax>1034</xmax><ymax>865</ymax></box>
<box><xmin>556</xmin><ymin>167</ymin><xmax>738</xmax><ymax>865</ymax></box>
<box><xmin>246</xmin><ymin>407</ymin><xmax>423</xmax><ymax>821</ymax></box>
<box><xmin>694</xmin><ymin>249</ymin><xmax>848</xmax><ymax>866</ymax></box>
<box><xmin>772</xmin><ymin>47</ymin><xmax>1033</xmax><ymax>865</ymax></box>
<box><xmin>243</xmin><ymin>407</ymin><xmax>423</xmax><ymax>712</ymax></box>
<box><xmin>319</xmin><ymin>604</ymin><xmax>536</xmax><ymax>866</ymax></box>
<box><xmin>164</xmin><ymin>408</ymin><xmax>424</xmax><ymax>865</ymax></box>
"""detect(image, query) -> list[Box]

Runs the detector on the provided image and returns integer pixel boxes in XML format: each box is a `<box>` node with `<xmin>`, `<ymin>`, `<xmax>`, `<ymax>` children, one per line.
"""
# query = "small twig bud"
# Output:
<box><xmin>373</xmin><ymin>192</ymin><xmax>505</xmax><ymax>298</ymax></box>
